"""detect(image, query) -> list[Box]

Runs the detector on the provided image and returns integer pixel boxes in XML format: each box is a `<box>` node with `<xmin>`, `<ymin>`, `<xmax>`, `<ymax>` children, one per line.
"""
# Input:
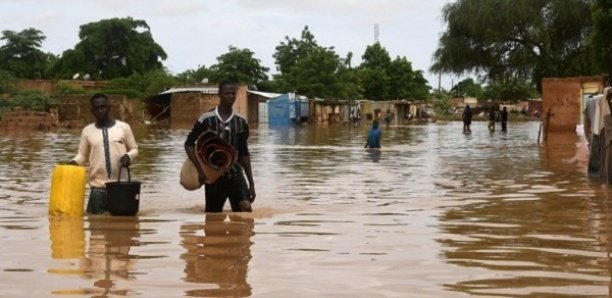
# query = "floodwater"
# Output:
<box><xmin>1</xmin><ymin>121</ymin><xmax>611</xmax><ymax>297</ymax></box>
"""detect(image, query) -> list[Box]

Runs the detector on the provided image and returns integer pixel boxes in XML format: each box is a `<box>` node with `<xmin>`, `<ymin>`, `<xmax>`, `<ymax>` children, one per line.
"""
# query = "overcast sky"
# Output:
<box><xmin>1</xmin><ymin>0</ymin><xmax>458</xmax><ymax>89</ymax></box>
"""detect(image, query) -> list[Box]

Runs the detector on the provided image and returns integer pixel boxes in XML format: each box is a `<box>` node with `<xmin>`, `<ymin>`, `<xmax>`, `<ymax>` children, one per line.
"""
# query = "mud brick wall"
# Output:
<box><xmin>542</xmin><ymin>77</ymin><xmax>603</xmax><ymax>133</ymax></box>
<box><xmin>170</xmin><ymin>86</ymin><xmax>249</xmax><ymax>128</ymax></box>
<box><xmin>16</xmin><ymin>80</ymin><xmax>109</xmax><ymax>95</ymax></box>
<box><xmin>0</xmin><ymin>108</ymin><xmax>59</xmax><ymax>131</ymax></box>
<box><xmin>56</xmin><ymin>94</ymin><xmax>129</xmax><ymax>128</ymax></box>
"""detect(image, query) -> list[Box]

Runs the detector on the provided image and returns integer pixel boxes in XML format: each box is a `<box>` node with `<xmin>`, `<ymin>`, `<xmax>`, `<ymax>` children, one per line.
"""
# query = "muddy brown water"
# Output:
<box><xmin>1</xmin><ymin>121</ymin><xmax>611</xmax><ymax>297</ymax></box>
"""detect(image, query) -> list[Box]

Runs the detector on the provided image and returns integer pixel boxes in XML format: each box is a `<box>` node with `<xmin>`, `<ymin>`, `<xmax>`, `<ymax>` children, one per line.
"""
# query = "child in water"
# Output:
<box><xmin>365</xmin><ymin>120</ymin><xmax>382</xmax><ymax>149</ymax></box>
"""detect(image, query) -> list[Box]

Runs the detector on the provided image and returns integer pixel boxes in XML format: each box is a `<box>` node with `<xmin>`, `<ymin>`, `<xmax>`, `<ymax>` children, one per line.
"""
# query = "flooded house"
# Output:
<box><xmin>266</xmin><ymin>93</ymin><xmax>309</xmax><ymax>125</ymax></box>
<box><xmin>541</xmin><ymin>76</ymin><xmax>605</xmax><ymax>133</ymax></box>
<box><xmin>148</xmin><ymin>85</ymin><xmax>258</xmax><ymax>128</ymax></box>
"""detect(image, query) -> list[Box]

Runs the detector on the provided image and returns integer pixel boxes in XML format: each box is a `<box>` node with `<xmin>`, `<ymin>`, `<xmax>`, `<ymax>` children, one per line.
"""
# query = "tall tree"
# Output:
<box><xmin>449</xmin><ymin>78</ymin><xmax>483</xmax><ymax>98</ymax></box>
<box><xmin>0</xmin><ymin>28</ymin><xmax>52</xmax><ymax>79</ymax></box>
<box><xmin>359</xmin><ymin>43</ymin><xmax>392</xmax><ymax>100</ymax></box>
<box><xmin>387</xmin><ymin>57</ymin><xmax>430</xmax><ymax>100</ymax></box>
<box><xmin>273</xmin><ymin>26</ymin><xmax>319</xmax><ymax>74</ymax></box>
<box><xmin>272</xmin><ymin>26</ymin><xmax>362</xmax><ymax>99</ymax></box>
<box><xmin>175</xmin><ymin>65</ymin><xmax>214</xmax><ymax>84</ymax></box>
<box><xmin>52</xmin><ymin>17</ymin><xmax>167</xmax><ymax>79</ymax></box>
<box><xmin>431</xmin><ymin>0</ymin><xmax>597</xmax><ymax>91</ymax></box>
<box><xmin>209</xmin><ymin>46</ymin><xmax>269</xmax><ymax>88</ymax></box>
<box><xmin>591</xmin><ymin>0</ymin><xmax>612</xmax><ymax>85</ymax></box>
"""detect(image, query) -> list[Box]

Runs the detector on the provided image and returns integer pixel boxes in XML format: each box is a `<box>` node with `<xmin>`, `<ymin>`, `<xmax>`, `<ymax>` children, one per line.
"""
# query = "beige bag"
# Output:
<box><xmin>180</xmin><ymin>158</ymin><xmax>201</xmax><ymax>190</ymax></box>
<box><xmin>180</xmin><ymin>131</ymin><xmax>237</xmax><ymax>190</ymax></box>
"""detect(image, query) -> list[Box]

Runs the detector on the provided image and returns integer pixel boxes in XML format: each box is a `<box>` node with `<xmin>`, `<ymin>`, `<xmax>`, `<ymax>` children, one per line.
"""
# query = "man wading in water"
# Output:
<box><xmin>184</xmin><ymin>79</ymin><xmax>256</xmax><ymax>212</ymax></box>
<box><xmin>69</xmin><ymin>93</ymin><xmax>138</xmax><ymax>214</ymax></box>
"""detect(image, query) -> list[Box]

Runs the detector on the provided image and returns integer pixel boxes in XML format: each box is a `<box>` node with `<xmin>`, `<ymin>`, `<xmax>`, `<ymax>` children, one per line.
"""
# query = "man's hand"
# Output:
<box><xmin>248</xmin><ymin>186</ymin><xmax>256</xmax><ymax>203</ymax></box>
<box><xmin>198</xmin><ymin>171</ymin><xmax>207</xmax><ymax>185</ymax></box>
<box><xmin>119</xmin><ymin>154</ymin><xmax>131</xmax><ymax>167</ymax></box>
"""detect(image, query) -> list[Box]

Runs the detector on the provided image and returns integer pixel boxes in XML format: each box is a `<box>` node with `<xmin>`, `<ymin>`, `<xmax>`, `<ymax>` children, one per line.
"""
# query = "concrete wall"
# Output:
<box><xmin>542</xmin><ymin>76</ymin><xmax>603</xmax><ymax>133</ymax></box>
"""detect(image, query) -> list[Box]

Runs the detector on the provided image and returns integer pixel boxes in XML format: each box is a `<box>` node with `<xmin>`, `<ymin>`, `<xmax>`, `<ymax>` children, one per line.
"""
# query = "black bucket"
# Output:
<box><xmin>106</xmin><ymin>166</ymin><xmax>141</xmax><ymax>216</ymax></box>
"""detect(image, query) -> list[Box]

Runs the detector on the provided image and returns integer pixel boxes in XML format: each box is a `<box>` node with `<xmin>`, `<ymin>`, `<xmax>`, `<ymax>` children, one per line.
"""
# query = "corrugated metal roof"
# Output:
<box><xmin>159</xmin><ymin>87</ymin><xmax>218</xmax><ymax>95</ymax></box>
<box><xmin>247</xmin><ymin>90</ymin><xmax>282</xmax><ymax>98</ymax></box>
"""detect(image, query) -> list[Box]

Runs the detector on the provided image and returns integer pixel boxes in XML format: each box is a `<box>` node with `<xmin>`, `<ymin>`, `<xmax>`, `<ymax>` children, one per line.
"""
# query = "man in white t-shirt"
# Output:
<box><xmin>68</xmin><ymin>93</ymin><xmax>138</xmax><ymax>214</ymax></box>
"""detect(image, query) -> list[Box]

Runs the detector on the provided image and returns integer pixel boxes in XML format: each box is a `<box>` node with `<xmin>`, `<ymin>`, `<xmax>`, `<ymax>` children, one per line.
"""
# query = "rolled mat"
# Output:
<box><xmin>180</xmin><ymin>131</ymin><xmax>237</xmax><ymax>190</ymax></box>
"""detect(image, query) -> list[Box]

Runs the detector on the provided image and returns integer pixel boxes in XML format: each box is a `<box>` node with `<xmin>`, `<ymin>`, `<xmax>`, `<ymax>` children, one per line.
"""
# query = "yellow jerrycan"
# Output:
<box><xmin>49</xmin><ymin>165</ymin><xmax>86</xmax><ymax>216</ymax></box>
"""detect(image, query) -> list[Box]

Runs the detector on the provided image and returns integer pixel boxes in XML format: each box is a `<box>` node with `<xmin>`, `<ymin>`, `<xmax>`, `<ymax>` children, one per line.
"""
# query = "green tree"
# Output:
<box><xmin>273</xmin><ymin>26</ymin><xmax>319</xmax><ymax>74</ymax></box>
<box><xmin>359</xmin><ymin>42</ymin><xmax>430</xmax><ymax>100</ymax></box>
<box><xmin>359</xmin><ymin>43</ymin><xmax>391</xmax><ymax>100</ymax></box>
<box><xmin>387</xmin><ymin>57</ymin><xmax>431</xmax><ymax>100</ymax></box>
<box><xmin>175</xmin><ymin>65</ymin><xmax>214</xmax><ymax>84</ymax></box>
<box><xmin>449</xmin><ymin>78</ymin><xmax>483</xmax><ymax>98</ymax></box>
<box><xmin>209</xmin><ymin>46</ymin><xmax>269</xmax><ymax>88</ymax></box>
<box><xmin>431</xmin><ymin>0</ymin><xmax>597</xmax><ymax>91</ymax></box>
<box><xmin>0</xmin><ymin>70</ymin><xmax>15</xmax><ymax>94</ymax></box>
<box><xmin>106</xmin><ymin>69</ymin><xmax>177</xmax><ymax>98</ymax></box>
<box><xmin>52</xmin><ymin>17</ymin><xmax>167</xmax><ymax>79</ymax></box>
<box><xmin>592</xmin><ymin>0</ymin><xmax>612</xmax><ymax>85</ymax></box>
<box><xmin>272</xmin><ymin>26</ymin><xmax>362</xmax><ymax>99</ymax></box>
<box><xmin>0</xmin><ymin>28</ymin><xmax>53</xmax><ymax>79</ymax></box>
<box><xmin>482</xmin><ymin>79</ymin><xmax>538</xmax><ymax>102</ymax></box>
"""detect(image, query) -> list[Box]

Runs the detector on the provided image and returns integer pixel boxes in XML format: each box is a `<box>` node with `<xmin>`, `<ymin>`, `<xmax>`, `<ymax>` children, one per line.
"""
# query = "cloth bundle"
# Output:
<box><xmin>180</xmin><ymin>131</ymin><xmax>237</xmax><ymax>190</ymax></box>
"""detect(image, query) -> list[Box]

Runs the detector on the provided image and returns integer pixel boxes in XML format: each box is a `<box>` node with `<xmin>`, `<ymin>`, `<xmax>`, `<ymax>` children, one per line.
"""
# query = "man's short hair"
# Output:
<box><xmin>90</xmin><ymin>93</ymin><xmax>109</xmax><ymax>104</ymax></box>
<box><xmin>218</xmin><ymin>78</ymin><xmax>238</xmax><ymax>91</ymax></box>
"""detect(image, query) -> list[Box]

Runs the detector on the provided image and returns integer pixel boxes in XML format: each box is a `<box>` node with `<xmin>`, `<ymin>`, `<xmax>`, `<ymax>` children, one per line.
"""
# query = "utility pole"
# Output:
<box><xmin>374</xmin><ymin>23</ymin><xmax>379</xmax><ymax>43</ymax></box>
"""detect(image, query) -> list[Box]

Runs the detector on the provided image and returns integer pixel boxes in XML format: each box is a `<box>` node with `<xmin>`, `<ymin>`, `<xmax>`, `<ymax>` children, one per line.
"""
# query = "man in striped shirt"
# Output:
<box><xmin>185</xmin><ymin>79</ymin><xmax>256</xmax><ymax>212</ymax></box>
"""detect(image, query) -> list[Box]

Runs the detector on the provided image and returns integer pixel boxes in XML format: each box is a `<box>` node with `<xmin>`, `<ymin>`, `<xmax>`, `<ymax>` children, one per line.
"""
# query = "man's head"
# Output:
<box><xmin>372</xmin><ymin>120</ymin><xmax>379</xmax><ymax>129</ymax></box>
<box><xmin>503</xmin><ymin>106</ymin><xmax>507</xmax><ymax>111</ymax></box>
<box><xmin>90</xmin><ymin>93</ymin><xmax>110</xmax><ymax>123</ymax></box>
<box><xmin>218</xmin><ymin>79</ymin><xmax>238</xmax><ymax>108</ymax></box>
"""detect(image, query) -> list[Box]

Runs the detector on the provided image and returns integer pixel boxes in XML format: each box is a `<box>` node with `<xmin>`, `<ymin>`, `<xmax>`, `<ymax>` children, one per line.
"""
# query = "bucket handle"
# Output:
<box><xmin>117</xmin><ymin>165</ymin><xmax>131</xmax><ymax>183</ymax></box>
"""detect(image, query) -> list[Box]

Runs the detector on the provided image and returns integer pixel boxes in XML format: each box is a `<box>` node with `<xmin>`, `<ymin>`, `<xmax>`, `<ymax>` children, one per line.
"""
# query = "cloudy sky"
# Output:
<box><xmin>0</xmin><ymin>0</ymin><xmax>458</xmax><ymax>89</ymax></box>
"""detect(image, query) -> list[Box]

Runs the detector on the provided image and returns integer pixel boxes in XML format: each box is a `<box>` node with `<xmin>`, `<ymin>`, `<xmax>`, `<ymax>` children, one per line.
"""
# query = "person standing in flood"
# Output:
<box><xmin>500</xmin><ymin>106</ymin><xmax>509</xmax><ymax>132</ymax></box>
<box><xmin>365</xmin><ymin>120</ymin><xmax>382</xmax><ymax>149</ymax></box>
<box><xmin>487</xmin><ymin>106</ymin><xmax>496</xmax><ymax>132</ymax></box>
<box><xmin>462</xmin><ymin>105</ymin><xmax>472</xmax><ymax>134</ymax></box>
<box><xmin>184</xmin><ymin>79</ymin><xmax>256</xmax><ymax>212</ymax></box>
<box><xmin>68</xmin><ymin>93</ymin><xmax>139</xmax><ymax>214</ymax></box>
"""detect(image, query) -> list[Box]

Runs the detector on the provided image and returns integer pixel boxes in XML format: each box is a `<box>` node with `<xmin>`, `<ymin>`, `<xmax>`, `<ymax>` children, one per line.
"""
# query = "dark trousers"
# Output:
<box><xmin>87</xmin><ymin>187</ymin><xmax>108</xmax><ymax>214</ymax></box>
<box><xmin>501</xmin><ymin>121</ymin><xmax>507</xmax><ymax>132</ymax></box>
<box><xmin>204</xmin><ymin>173</ymin><xmax>251</xmax><ymax>212</ymax></box>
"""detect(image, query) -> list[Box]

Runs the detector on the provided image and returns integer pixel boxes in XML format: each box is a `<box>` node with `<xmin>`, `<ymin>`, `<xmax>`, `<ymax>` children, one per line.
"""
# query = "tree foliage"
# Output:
<box><xmin>482</xmin><ymin>79</ymin><xmax>538</xmax><ymax>102</ymax></box>
<box><xmin>209</xmin><ymin>46</ymin><xmax>269</xmax><ymax>88</ymax></box>
<box><xmin>175</xmin><ymin>65</ymin><xmax>214</xmax><ymax>85</ymax></box>
<box><xmin>360</xmin><ymin>42</ymin><xmax>430</xmax><ymax>101</ymax></box>
<box><xmin>431</xmin><ymin>0</ymin><xmax>597</xmax><ymax>91</ymax></box>
<box><xmin>52</xmin><ymin>17</ymin><xmax>167</xmax><ymax>80</ymax></box>
<box><xmin>272</xmin><ymin>26</ymin><xmax>362</xmax><ymax>99</ymax></box>
<box><xmin>106</xmin><ymin>70</ymin><xmax>177</xmax><ymax>98</ymax></box>
<box><xmin>0</xmin><ymin>28</ymin><xmax>53</xmax><ymax>79</ymax></box>
<box><xmin>591</xmin><ymin>0</ymin><xmax>612</xmax><ymax>85</ymax></box>
<box><xmin>449</xmin><ymin>78</ymin><xmax>483</xmax><ymax>98</ymax></box>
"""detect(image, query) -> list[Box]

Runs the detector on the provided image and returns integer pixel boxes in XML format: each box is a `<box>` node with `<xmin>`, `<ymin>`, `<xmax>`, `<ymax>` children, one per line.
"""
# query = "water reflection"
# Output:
<box><xmin>49</xmin><ymin>216</ymin><xmax>85</xmax><ymax>259</ymax></box>
<box><xmin>49</xmin><ymin>216</ymin><xmax>141</xmax><ymax>297</ymax></box>
<box><xmin>180</xmin><ymin>214</ymin><xmax>254</xmax><ymax>297</ymax></box>
<box><xmin>437</xmin><ymin>132</ymin><xmax>612</xmax><ymax>296</ymax></box>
